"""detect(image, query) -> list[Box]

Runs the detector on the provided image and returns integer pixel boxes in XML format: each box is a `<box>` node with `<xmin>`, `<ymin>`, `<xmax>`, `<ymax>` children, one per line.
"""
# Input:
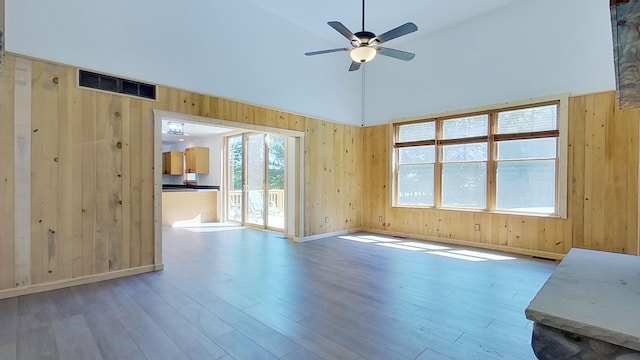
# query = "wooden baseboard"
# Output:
<box><xmin>295</xmin><ymin>228</ymin><xmax>363</xmax><ymax>242</ymax></box>
<box><xmin>365</xmin><ymin>228</ymin><xmax>565</xmax><ymax>260</ymax></box>
<box><xmin>0</xmin><ymin>264</ymin><xmax>161</xmax><ymax>300</ymax></box>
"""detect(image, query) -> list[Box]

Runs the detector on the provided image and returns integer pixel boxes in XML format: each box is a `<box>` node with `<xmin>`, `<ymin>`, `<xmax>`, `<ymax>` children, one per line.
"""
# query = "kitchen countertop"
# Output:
<box><xmin>162</xmin><ymin>184</ymin><xmax>220</xmax><ymax>192</ymax></box>
<box><xmin>525</xmin><ymin>248</ymin><xmax>640</xmax><ymax>351</ymax></box>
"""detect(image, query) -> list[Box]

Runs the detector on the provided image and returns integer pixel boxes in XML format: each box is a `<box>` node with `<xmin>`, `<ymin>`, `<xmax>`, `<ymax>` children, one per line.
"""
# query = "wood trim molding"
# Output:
<box><xmin>0</xmin><ymin>265</ymin><xmax>160</xmax><ymax>300</ymax></box>
<box><xmin>13</xmin><ymin>57</ymin><xmax>31</xmax><ymax>287</ymax></box>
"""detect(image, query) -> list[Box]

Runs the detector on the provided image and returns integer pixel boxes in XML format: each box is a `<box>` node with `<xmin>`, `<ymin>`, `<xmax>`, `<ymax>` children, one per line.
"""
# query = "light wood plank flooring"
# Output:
<box><xmin>0</xmin><ymin>228</ymin><xmax>556</xmax><ymax>359</ymax></box>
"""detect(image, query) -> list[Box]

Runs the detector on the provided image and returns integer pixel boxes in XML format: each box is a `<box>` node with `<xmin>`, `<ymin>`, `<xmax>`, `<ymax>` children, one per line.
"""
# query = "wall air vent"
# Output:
<box><xmin>78</xmin><ymin>70</ymin><xmax>156</xmax><ymax>100</ymax></box>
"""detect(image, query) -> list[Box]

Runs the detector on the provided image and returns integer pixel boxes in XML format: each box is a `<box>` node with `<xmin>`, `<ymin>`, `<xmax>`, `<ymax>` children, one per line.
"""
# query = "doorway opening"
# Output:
<box><xmin>152</xmin><ymin>110</ymin><xmax>304</xmax><ymax>266</ymax></box>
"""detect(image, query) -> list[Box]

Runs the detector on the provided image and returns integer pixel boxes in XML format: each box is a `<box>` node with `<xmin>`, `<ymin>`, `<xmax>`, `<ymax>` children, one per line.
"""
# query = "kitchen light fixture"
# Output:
<box><xmin>167</xmin><ymin>121</ymin><xmax>184</xmax><ymax>135</ymax></box>
<box><xmin>350</xmin><ymin>46</ymin><xmax>377</xmax><ymax>63</ymax></box>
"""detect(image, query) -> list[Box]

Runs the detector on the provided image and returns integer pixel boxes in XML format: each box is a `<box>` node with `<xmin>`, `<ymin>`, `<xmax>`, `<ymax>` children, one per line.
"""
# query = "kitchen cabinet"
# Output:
<box><xmin>162</xmin><ymin>151</ymin><xmax>183</xmax><ymax>175</ymax></box>
<box><xmin>185</xmin><ymin>147</ymin><xmax>209</xmax><ymax>174</ymax></box>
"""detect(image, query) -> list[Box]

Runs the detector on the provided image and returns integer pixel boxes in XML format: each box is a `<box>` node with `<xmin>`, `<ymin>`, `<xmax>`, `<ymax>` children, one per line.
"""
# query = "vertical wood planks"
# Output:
<box><xmin>617</xmin><ymin>107</ymin><xmax>639</xmax><ymax>254</ymax></box>
<box><xmin>139</xmin><ymin>100</ymin><xmax>154</xmax><ymax>265</ymax></box>
<box><xmin>16</xmin><ymin>58</ymin><xmax>36</xmax><ymax>287</ymax></box>
<box><xmin>68</xmin><ymin>68</ymin><xmax>84</xmax><ymax>278</ymax></box>
<box><xmin>80</xmin><ymin>90</ymin><xmax>97</xmax><ymax>277</ymax></box>
<box><xmin>56</xmin><ymin>65</ymin><xmax>74</xmax><ymax>280</ymax></box>
<box><xmin>361</xmin><ymin>91</ymin><xmax>638</xmax><ymax>256</ymax></box>
<box><xmin>569</xmin><ymin>96</ymin><xmax>586</xmax><ymax>250</ymax></box>
<box><xmin>94</xmin><ymin>93</ymin><xmax>111</xmax><ymax>274</ymax></box>
<box><xmin>2</xmin><ymin>53</ymin><xmax>639</xmax><ymax>297</ymax></box>
<box><xmin>108</xmin><ymin>96</ymin><xmax>124</xmax><ymax>271</ymax></box>
<box><xmin>128</xmin><ymin>99</ymin><xmax>142</xmax><ymax>268</ymax></box>
<box><xmin>0</xmin><ymin>54</ymin><xmax>354</xmax><ymax>294</ymax></box>
<box><xmin>121</xmin><ymin>97</ymin><xmax>131</xmax><ymax>270</ymax></box>
<box><xmin>40</xmin><ymin>62</ymin><xmax>60</xmax><ymax>283</ymax></box>
<box><xmin>628</xmin><ymin>110</ymin><xmax>640</xmax><ymax>255</ymax></box>
<box><xmin>1</xmin><ymin>54</ymin><xmax>16</xmax><ymax>289</ymax></box>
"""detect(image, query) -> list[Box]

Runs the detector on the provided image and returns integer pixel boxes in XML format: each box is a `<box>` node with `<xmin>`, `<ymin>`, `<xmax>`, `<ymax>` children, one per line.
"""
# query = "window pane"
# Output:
<box><xmin>442</xmin><ymin>163</ymin><xmax>487</xmax><ymax>208</ymax></box>
<box><xmin>398</xmin><ymin>164</ymin><xmax>434</xmax><ymax>206</ymax></box>
<box><xmin>497</xmin><ymin>160</ymin><xmax>556</xmax><ymax>213</ymax></box>
<box><xmin>442</xmin><ymin>143</ymin><xmax>487</xmax><ymax>162</ymax></box>
<box><xmin>497</xmin><ymin>138</ymin><xmax>557</xmax><ymax>160</ymax></box>
<box><xmin>442</xmin><ymin>115</ymin><xmax>488</xmax><ymax>139</ymax></box>
<box><xmin>497</xmin><ymin>105</ymin><xmax>557</xmax><ymax>134</ymax></box>
<box><xmin>399</xmin><ymin>146</ymin><xmax>435</xmax><ymax>164</ymax></box>
<box><xmin>398</xmin><ymin>122</ymin><xmax>435</xmax><ymax>143</ymax></box>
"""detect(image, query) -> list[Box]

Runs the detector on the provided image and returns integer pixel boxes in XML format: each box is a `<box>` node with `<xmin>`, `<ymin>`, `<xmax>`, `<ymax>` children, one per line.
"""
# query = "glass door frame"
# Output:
<box><xmin>225</xmin><ymin>134</ymin><xmax>245</xmax><ymax>224</ymax></box>
<box><xmin>244</xmin><ymin>133</ymin><xmax>267</xmax><ymax>228</ymax></box>
<box><xmin>223</xmin><ymin>132</ymin><xmax>285</xmax><ymax>232</ymax></box>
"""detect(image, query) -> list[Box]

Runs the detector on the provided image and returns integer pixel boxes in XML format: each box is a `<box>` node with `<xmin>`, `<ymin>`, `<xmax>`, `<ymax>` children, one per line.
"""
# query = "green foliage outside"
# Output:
<box><xmin>229</xmin><ymin>134</ymin><xmax>285</xmax><ymax>190</ymax></box>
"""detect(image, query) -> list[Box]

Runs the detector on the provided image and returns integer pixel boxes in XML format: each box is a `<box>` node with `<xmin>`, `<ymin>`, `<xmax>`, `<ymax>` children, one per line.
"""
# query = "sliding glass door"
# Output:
<box><xmin>246</xmin><ymin>133</ymin><xmax>266</xmax><ymax>227</ymax></box>
<box><xmin>227</xmin><ymin>135</ymin><xmax>243</xmax><ymax>223</ymax></box>
<box><xmin>266</xmin><ymin>135</ymin><xmax>285</xmax><ymax>229</ymax></box>
<box><xmin>225</xmin><ymin>133</ymin><xmax>285</xmax><ymax>231</ymax></box>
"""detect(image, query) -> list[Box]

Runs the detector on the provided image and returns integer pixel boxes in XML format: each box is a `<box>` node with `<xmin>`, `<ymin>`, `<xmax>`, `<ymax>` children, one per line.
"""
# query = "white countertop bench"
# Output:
<box><xmin>526</xmin><ymin>248</ymin><xmax>640</xmax><ymax>352</ymax></box>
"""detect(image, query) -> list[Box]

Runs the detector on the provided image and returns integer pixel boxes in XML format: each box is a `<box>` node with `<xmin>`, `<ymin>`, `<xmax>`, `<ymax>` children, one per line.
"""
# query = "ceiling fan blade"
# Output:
<box><xmin>377</xmin><ymin>47</ymin><xmax>415</xmax><ymax>61</ymax></box>
<box><xmin>305</xmin><ymin>48</ymin><xmax>351</xmax><ymax>56</ymax></box>
<box><xmin>349</xmin><ymin>61</ymin><xmax>361</xmax><ymax>72</ymax></box>
<box><xmin>328</xmin><ymin>21</ymin><xmax>360</xmax><ymax>44</ymax></box>
<box><xmin>372</xmin><ymin>22</ymin><xmax>418</xmax><ymax>45</ymax></box>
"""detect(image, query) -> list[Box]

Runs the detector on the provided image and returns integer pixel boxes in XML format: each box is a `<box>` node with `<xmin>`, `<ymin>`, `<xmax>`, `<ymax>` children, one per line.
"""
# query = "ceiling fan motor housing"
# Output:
<box><xmin>353</xmin><ymin>31</ymin><xmax>376</xmax><ymax>45</ymax></box>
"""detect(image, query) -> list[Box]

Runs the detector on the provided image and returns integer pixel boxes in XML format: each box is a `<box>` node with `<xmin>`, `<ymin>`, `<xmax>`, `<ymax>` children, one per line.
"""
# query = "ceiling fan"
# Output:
<box><xmin>305</xmin><ymin>0</ymin><xmax>418</xmax><ymax>71</ymax></box>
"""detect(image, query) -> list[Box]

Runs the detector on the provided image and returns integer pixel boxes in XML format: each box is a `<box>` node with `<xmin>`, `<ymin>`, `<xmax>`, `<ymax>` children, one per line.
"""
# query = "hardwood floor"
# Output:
<box><xmin>0</xmin><ymin>228</ymin><xmax>556</xmax><ymax>359</ymax></box>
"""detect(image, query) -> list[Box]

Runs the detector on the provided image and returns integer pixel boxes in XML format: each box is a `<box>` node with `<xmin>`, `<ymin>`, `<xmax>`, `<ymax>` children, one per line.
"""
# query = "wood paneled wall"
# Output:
<box><xmin>363</xmin><ymin>91</ymin><xmax>639</xmax><ymax>258</ymax></box>
<box><xmin>1</xmin><ymin>52</ymin><xmax>637</xmax><ymax>296</ymax></box>
<box><xmin>0</xmin><ymin>54</ymin><xmax>364</xmax><ymax>294</ymax></box>
<box><xmin>304</xmin><ymin>120</ymin><xmax>363</xmax><ymax>235</ymax></box>
<box><xmin>570</xmin><ymin>92</ymin><xmax>639</xmax><ymax>254</ymax></box>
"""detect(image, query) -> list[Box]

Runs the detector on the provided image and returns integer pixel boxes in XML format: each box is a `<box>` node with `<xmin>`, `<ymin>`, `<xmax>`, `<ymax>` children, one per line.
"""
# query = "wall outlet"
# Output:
<box><xmin>474</xmin><ymin>224</ymin><xmax>481</xmax><ymax>231</ymax></box>
<box><xmin>325</xmin><ymin>216</ymin><xmax>329</xmax><ymax>223</ymax></box>
<box><xmin>378</xmin><ymin>216</ymin><xmax>383</xmax><ymax>223</ymax></box>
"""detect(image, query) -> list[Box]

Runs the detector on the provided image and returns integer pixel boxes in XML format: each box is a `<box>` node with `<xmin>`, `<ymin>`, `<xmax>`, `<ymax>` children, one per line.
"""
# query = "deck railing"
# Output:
<box><xmin>227</xmin><ymin>189</ymin><xmax>285</xmax><ymax>215</ymax></box>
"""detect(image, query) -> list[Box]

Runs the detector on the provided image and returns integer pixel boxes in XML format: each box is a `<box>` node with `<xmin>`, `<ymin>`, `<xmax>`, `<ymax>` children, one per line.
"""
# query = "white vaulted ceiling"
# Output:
<box><xmin>5</xmin><ymin>0</ymin><xmax>615</xmax><ymax>125</ymax></box>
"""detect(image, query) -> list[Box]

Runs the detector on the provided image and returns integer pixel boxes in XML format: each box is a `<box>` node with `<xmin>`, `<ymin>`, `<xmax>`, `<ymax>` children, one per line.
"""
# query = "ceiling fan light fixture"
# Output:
<box><xmin>350</xmin><ymin>46</ymin><xmax>377</xmax><ymax>63</ymax></box>
<box><xmin>167</xmin><ymin>121</ymin><xmax>184</xmax><ymax>135</ymax></box>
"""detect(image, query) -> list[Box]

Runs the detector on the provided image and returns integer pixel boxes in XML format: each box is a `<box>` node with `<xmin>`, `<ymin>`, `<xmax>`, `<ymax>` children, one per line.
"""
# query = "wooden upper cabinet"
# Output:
<box><xmin>162</xmin><ymin>151</ymin><xmax>184</xmax><ymax>175</ymax></box>
<box><xmin>185</xmin><ymin>147</ymin><xmax>209</xmax><ymax>174</ymax></box>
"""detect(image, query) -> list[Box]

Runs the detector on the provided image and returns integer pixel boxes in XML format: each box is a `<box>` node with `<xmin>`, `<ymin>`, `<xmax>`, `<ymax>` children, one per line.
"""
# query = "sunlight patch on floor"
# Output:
<box><xmin>173</xmin><ymin>221</ymin><xmax>244</xmax><ymax>233</ymax></box>
<box><xmin>450</xmin><ymin>249</ymin><xmax>516</xmax><ymax>261</ymax></box>
<box><xmin>427</xmin><ymin>251</ymin><xmax>488</xmax><ymax>262</ymax></box>
<box><xmin>338</xmin><ymin>236</ymin><xmax>378</xmax><ymax>243</ymax></box>
<box><xmin>399</xmin><ymin>241</ymin><xmax>450</xmax><ymax>251</ymax></box>
<box><xmin>377</xmin><ymin>243</ymin><xmax>426</xmax><ymax>251</ymax></box>
<box><xmin>359</xmin><ymin>235</ymin><xmax>401</xmax><ymax>242</ymax></box>
<box><xmin>338</xmin><ymin>234</ymin><xmax>518</xmax><ymax>262</ymax></box>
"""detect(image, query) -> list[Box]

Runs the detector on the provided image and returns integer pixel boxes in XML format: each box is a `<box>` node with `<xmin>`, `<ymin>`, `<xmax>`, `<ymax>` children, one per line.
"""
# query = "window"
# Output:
<box><xmin>396</xmin><ymin>122</ymin><xmax>435</xmax><ymax>206</ymax></box>
<box><xmin>393</xmin><ymin>101</ymin><xmax>565</xmax><ymax>216</ymax></box>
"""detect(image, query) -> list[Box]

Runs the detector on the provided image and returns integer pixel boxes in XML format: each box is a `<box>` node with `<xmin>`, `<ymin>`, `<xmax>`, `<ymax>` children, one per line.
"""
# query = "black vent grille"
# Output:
<box><xmin>79</xmin><ymin>70</ymin><xmax>156</xmax><ymax>100</ymax></box>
